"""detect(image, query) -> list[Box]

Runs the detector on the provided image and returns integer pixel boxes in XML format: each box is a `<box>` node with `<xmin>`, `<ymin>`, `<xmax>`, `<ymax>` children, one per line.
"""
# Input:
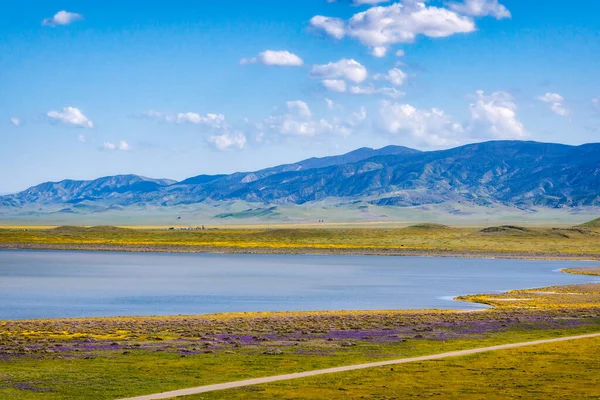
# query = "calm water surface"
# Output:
<box><xmin>0</xmin><ymin>250</ymin><xmax>597</xmax><ymax>320</ymax></box>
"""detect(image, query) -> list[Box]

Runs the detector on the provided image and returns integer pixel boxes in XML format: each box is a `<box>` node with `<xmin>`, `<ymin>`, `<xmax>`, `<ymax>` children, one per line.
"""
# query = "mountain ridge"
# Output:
<box><xmin>2</xmin><ymin>141</ymin><xmax>599</xmax><ymax>211</ymax></box>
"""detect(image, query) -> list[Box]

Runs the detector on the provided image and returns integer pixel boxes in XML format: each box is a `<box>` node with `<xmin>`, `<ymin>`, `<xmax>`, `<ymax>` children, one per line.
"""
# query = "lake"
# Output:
<box><xmin>0</xmin><ymin>250</ymin><xmax>597</xmax><ymax>320</ymax></box>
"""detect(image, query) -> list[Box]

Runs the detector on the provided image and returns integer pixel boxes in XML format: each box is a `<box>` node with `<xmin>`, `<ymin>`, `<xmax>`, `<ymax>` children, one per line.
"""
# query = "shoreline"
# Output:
<box><xmin>1</xmin><ymin>242</ymin><xmax>599</xmax><ymax>261</ymax></box>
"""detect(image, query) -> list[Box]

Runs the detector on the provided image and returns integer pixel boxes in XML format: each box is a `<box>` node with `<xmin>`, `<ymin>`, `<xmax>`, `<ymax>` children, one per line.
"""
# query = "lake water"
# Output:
<box><xmin>0</xmin><ymin>250</ymin><xmax>597</xmax><ymax>320</ymax></box>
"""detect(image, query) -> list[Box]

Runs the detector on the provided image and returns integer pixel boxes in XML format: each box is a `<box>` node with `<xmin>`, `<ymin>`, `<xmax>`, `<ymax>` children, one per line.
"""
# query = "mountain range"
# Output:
<box><xmin>2</xmin><ymin>141</ymin><xmax>600</xmax><ymax>216</ymax></box>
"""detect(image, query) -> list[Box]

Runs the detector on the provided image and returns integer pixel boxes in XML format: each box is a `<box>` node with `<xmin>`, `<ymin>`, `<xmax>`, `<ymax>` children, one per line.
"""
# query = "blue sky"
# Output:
<box><xmin>2</xmin><ymin>0</ymin><xmax>600</xmax><ymax>193</ymax></box>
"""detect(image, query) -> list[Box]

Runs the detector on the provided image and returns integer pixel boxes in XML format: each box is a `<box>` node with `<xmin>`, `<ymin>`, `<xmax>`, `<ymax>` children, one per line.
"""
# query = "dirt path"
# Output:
<box><xmin>118</xmin><ymin>332</ymin><xmax>600</xmax><ymax>400</ymax></box>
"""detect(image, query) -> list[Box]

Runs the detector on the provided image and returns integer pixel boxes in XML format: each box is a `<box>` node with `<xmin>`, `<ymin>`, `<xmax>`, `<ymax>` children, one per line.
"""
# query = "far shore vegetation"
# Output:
<box><xmin>1</xmin><ymin>219</ymin><xmax>599</xmax><ymax>259</ymax></box>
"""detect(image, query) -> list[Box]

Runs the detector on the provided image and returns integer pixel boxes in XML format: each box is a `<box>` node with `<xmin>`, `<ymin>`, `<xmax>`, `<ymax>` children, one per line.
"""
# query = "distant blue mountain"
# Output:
<box><xmin>2</xmin><ymin>141</ymin><xmax>599</xmax><ymax>209</ymax></box>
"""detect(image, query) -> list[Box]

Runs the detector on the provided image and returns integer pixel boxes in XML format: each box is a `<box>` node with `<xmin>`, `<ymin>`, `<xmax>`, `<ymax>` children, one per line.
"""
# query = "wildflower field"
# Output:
<box><xmin>0</xmin><ymin>268</ymin><xmax>599</xmax><ymax>399</ymax></box>
<box><xmin>1</xmin><ymin>223</ymin><xmax>600</xmax><ymax>258</ymax></box>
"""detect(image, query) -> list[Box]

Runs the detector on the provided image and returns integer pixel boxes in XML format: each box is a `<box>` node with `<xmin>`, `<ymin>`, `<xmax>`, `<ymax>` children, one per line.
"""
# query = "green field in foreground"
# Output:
<box><xmin>1</xmin><ymin>327</ymin><xmax>599</xmax><ymax>400</ymax></box>
<box><xmin>1</xmin><ymin>223</ymin><xmax>600</xmax><ymax>257</ymax></box>
<box><xmin>197</xmin><ymin>336</ymin><xmax>600</xmax><ymax>400</ymax></box>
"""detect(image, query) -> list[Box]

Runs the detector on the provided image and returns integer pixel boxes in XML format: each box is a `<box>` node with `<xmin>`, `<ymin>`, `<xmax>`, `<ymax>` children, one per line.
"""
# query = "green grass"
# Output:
<box><xmin>1</xmin><ymin>326</ymin><xmax>599</xmax><ymax>400</ymax></box>
<box><xmin>580</xmin><ymin>217</ymin><xmax>600</xmax><ymax>228</ymax></box>
<box><xmin>1</xmin><ymin>224</ymin><xmax>599</xmax><ymax>257</ymax></box>
<box><xmin>196</xmin><ymin>336</ymin><xmax>600</xmax><ymax>400</ymax></box>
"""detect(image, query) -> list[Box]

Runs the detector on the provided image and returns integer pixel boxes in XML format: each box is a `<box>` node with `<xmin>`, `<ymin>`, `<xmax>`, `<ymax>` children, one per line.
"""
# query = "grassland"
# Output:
<box><xmin>1</xmin><ymin>223</ymin><xmax>599</xmax><ymax>259</ymax></box>
<box><xmin>196</xmin><ymin>336</ymin><xmax>600</xmax><ymax>400</ymax></box>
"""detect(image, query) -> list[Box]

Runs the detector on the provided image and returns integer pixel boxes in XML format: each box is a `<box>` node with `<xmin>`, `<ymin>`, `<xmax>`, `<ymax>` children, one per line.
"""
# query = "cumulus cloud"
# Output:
<box><xmin>103</xmin><ymin>142</ymin><xmax>116</xmax><ymax>151</ymax></box>
<box><xmin>537</xmin><ymin>93</ymin><xmax>564</xmax><ymax>103</ymax></box>
<box><xmin>42</xmin><ymin>10</ymin><xmax>83</xmax><ymax>26</ymax></box>
<box><xmin>447</xmin><ymin>0</ymin><xmax>511</xmax><ymax>19</ymax></box>
<box><xmin>10</xmin><ymin>117</ymin><xmax>20</xmax><ymax>126</ymax></box>
<box><xmin>321</xmin><ymin>79</ymin><xmax>348</xmax><ymax>93</ymax></box>
<box><xmin>374</xmin><ymin>68</ymin><xmax>408</xmax><ymax>86</ymax></box>
<box><xmin>469</xmin><ymin>91</ymin><xmax>526</xmax><ymax>138</ymax></box>
<box><xmin>286</xmin><ymin>100</ymin><xmax>312</xmax><ymax>118</ymax></box>
<box><xmin>549</xmin><ymin>102</ymin><xmax>569</xmax><ymax>117</ymax></box>
<box><xmin>311</xmin><ymin>2</ymin><xmax>476</xmax><ymax>52</ymax></box>
<box><xmin>353</xmin><ymin>106</ymin><xmax>368</xmax><ymax>121</ymax></box>
<box><xmin>102</xmin><ymin>141</ymin><xmax>132</xmax><ymax>151</ymax></box>
<box><xmin>371</xmin><ymin>46</ymin><xmax>388</xmax><ymax>58</ymax></box>
<box><xmin>174</xmin><ymin>112</ymin><xmax>226</xmax><ymax>126</ymax></box>
<box><xmin>537</xmin><ymin>92</ymin><xmax>569</xmax><ymax>117</ymax></box>
<box><xmin>261</xmin><ymin>100</ymin><xmax>352</xmax><ymax>137</ymax></box>
<box><xmin>47</xmin><ymin>107</ymin><xmax>94</xmax><ymax>128</ymax></box>
<box><xmin>141</xmin><ymin>111</ymin><xmax>225</xmax><ymax>128</ymax></box>
<box><xmin>240</xmin><ymin>50</ymin><xmax>303</xmax><ymax>66</ymax></box>
<box><xmin>395</xmin><ymin>49</ymin><xmax>406</xmax><ymax>57</ymax></box>
<box><xmin>118</xmin><ymin>141</ymin><xmax>132</xmax><ymax>151</ymax></box>
<box><xmin>310</xmin><ymin>59</ymin><xmax>368</xmax><ymax>83</ymax></box>
<box><xmin>325</xmin><ymin>98</ymin><xmax>336</xmax><ymax>110</ymax></box>
<box><xmin>378</xmin><ymin>101</ymin><xmax>463</xmax><ymax>147</ymax></box>
<box><xmin>309</xmin><ymin>16</ymin><xmax>346</xmax><ymax>39</ymax></box>
<box><xmin>349</xmin><ymin>84</ymin><xmax>404</xmax><ymax>98</ymax></box>
<box><xmin>208</xmin><ymin>131</ymin><xmax>247</xmax><ymax>151</ymax></box>
<box><xmin>592</xmin><ymin>98</ymin><xmax>600</xmax><ymax>114</ymax></box>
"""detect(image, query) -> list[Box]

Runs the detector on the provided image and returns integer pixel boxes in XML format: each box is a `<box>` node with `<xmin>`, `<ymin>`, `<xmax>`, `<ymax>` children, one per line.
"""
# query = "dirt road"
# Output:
<box><xmin>118</xmin><ymin>332</ymin><xmax>600</xmax><ymax>400</ymax></box>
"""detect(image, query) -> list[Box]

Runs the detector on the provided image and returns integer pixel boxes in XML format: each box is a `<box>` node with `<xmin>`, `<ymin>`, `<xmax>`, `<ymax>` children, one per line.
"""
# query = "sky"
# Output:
<box><xmin>2</xmin><ymin>0</ymin><xmax>600</xmax><ymax>193</ymax></box>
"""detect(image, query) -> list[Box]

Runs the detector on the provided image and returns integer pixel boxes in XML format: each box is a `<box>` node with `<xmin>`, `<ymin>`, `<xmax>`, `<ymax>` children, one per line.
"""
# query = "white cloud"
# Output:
<box><xmin>173</xmin><ymin>112</ymin><xmax>225</xmax><ymax>126</ymax></box>
<box><xmin>325</xmin><ymin>98</ymin><xmax>336</xmax><ymax>110</ymax></box>
<box><xmin>311</xmin><ymin>2</ymin><xmax>476</xmax><ymax>49</ymax></box>
<box><xmin>208</xmin><ymin>131</ymin><xmax>247</xmax><ymax>151</ymax></box>
<box><xmin>310</xmin><ymin>59</ymin><xmax>368</xmax><ymax>83</ymax></box>
<box><xmin>447</xmin><ymin>0</ymin><xmax>511</xmax><ymax>19</ymax></box>
<box><xmin>378</xmin><ymin>101</ymin><xmax>463</xmax><ymax>147</ymax></box>
<box><xmin>469</xmin><ymin>90</ymin><xmax>526</xmax><ymax>138</ymax></box>
<box><xmin>47</xmin><ymin>107</ymin><xmax>94</xmax><ymax>128</ymax></box>
<box><xmin>240</xmin><ymin>50</ymin><xmax>303</xmax><ymax>66</ymax></box>
<box><xmin>537</xmin><ymin>93</ymin><xmax>564</xmax><ymax>103</ymax></box>
<box><xmin>78</xmin><ymin>134</ymin><xmax>86</xmax><ymax>143</ymax></box>
<box><xmin>371</xmin><ymin>46</ymin><xmax>388</xmax><ymax>58</ymax></box>
<box><xmin>321</xmin><ymin>79</ymin><xmax>347</xmax><ymax>93</ymax></box>
<box><xmin>349</xmin><ymin>84</ymin><xmax>404</xmax><ymax>98</ymax></box>
<box><xmin>103</xmin><ymin>142</ymin><xmax>116</xmax><ymax>151</ymax></box>
<box><xmin>103</xmin><ymin>140</ymin><xmax>132</xmax><ymax>151</ymax></box>
<box><xmin>395</xmin><ymin>49</ymin><xmax>405</xmax><ymax>57</ymax></box>
<box><xmin>9</xmin><ymin>117</ymin><xmax>20</xmax><ymax>126</ymax></box>
<box><xmin>549</xmin><ymin>102</ymin><xmax>569</xmax><ymax>117</ymax></box>
<box><xmin>118</xmin><ymin>141</ymin><xmax>132</xmax><ymax>151</ymax></box>
<box><xmin>353</xmin><ymin>106</ymin><xmax>368</xmax><ymax>122</ymax></box>
<box><xmin>537</xmin><ymin>93</ymin><xmax>569</xmax><ymax>117</ymax></box>
<box><xmin>286</xmin><ymin>100</ymin><xmax>312</xmax><ymax>118</ymax></box>
<box><xmin>279</xmin><ymin>119</ymin><xmax>321</xmax><ymax>136</ymax></box>
<box><xmin>261</xmin><ymin>101</ymin><xmax>352</xmax><ymax>137</ymax></box>
<box><xmin>142</xmin><ymin>111</ymin><xmax>225</xmax><ymax>128</ymax></box>
<box><xmin>592</xmin><ymin>98</ymin><xmax>600</xmax><ymax>113</ymax></box>
<box><xmin>374</xmin><ymin>68</ymin><xmax>408</xmax><ymax>86</ymax></box>
<box><xmin>309</xmin><ymin>16</ymin><xmax>346</xmax><ymax>39</ymax></box>
<box><xmin>42</xmin><ymin>10</ymin><xmax>83</xmax><ymax>27</ymax></box>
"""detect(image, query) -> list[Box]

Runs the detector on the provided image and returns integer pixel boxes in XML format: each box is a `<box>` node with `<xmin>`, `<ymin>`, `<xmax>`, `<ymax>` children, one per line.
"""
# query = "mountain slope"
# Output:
<box><xmin>158</xmin><ymin>141</ymin><xmax>600</xmax><ymax>207</ymax></box>
<box><xmin>5</xmin><ymin>175</ymin><xmax>176</xmax><ymax>207</ymax></box>
<box><xmin>180</xmin><ymin>145</ymin><xmax>420</xmax><ymax>187</ymax></box>
<box><xmin>2</xmin><ymin>141</ymin><xmax>599</xmax><ymax>210</ymax></box>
